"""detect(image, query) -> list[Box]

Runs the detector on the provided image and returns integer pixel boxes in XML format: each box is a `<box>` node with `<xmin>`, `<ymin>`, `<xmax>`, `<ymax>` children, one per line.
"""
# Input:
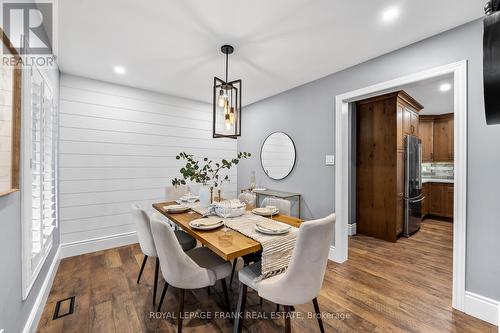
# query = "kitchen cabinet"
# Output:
<box><xmin>422</xmin><ymin>183</ymin><xmax>430</xmax><ymax>217</ymax></box>
<box><xmin>419</xmin><ymin>119</ymin><xmax>434</xmax><ymax>162</ymax></box>
<box><xmin>356</xmin><ymin>91</ymin><xmax>423</xmax><ymax>242</ymax></box>
<box><xmin>424</xmin><ymin>182</ymin><xmax>453</xmax><ymax>219</ymax></box>
<box><xmin>444</xmin><ymin>185</ymin><xmax>454</xmax><ymax>218</ymax></box>
<box><xmin>419</xmin><ymin>114</ymin><xmax>454</xmax><ymax>162</ymax></box>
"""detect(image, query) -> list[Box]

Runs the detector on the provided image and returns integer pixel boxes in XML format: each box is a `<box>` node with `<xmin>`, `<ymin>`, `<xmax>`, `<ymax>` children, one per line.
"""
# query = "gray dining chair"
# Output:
<box><xmin>131</xmin><ymin>204</ymin><xmax>196</xmax><ymax>306</ymax></box>
<box><xmin>151</xmin><ymin>216</ymin><xmax>232</xmax><ymax>333</ymax></box>
<box><xmin>233</xmin><ymin>213</ymin><xmax>335</xmax><ymax>333</ymax></box>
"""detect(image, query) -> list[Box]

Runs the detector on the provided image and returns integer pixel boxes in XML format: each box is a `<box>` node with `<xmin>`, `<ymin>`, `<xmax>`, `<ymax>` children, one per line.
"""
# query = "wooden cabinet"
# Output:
<box><xmin>356</xmin><ymin>91</ymin><xmax>423</xmax><ymax>242</ymax></box>
<box><xmin>444</xmin><ymin>185</ymin><xmax>454</xmax><ymax>218</ymax></box>
<box><xmin>419</xmin><ymin>119</ymin><xmax>434</xmax><ymax>162</ymax></box>
<box><xmin>422</xmin><ymin>183</ymin><xmax>430</xmax><ymax>217</ymax></box>
<box><xmin>429</xmin><ymin>183</ymin><xmax>444</xmax><ymax>216</ymax></box>
<box><xmin>419</xmin><ymin>114</ymin><xmax>453</xmax><ymax>162</ymax></box>
<box><xmin>425</xmin><ymin>182</ymin><xmax>454</xmax><ymax>219</ymax></box>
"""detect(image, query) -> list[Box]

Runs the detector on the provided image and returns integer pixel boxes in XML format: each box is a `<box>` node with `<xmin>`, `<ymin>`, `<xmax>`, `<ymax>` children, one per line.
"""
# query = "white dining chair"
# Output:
<box><xmin>131</xmin><ymin>204</ymin><xmax>196</xmax><ymax>307</ymax></box>
<box><xmin>233</xmin><ymin>214</ymin><xmax>335</xmax><ymax>333</ymax></box>
<box><xmin>238</xmin><ymin>191</ymin><xmax>256</xmax><ymax>206</ymax></box>
<box><xmin>261</xmin><ymin>197</ymin><xmax>291</xmax><ymax>216</ymax></box>
<box><xmin>166</xmin><ymin>185</ymin><xmax>188</xmax><ymax>201</ymax></box>
<box><xmin>151</xmin><ymin>216</ymin><xmax>232</xmax><ymax>333</ymax></box>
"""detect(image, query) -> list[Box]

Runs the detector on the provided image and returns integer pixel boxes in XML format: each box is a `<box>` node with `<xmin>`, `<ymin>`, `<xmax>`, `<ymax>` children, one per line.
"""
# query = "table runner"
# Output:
<box><xmin>223</xmin><ymin>212</ymin><xmax>298</xmax><ymax>280</ymax></box>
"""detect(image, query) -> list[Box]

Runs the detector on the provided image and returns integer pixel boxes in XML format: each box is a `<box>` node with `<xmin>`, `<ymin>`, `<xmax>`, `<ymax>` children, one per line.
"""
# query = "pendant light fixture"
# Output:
<box><xmin>213</xmin><ymin>45</ymin><xmax>241</xmax><ymax>138</ymax></box>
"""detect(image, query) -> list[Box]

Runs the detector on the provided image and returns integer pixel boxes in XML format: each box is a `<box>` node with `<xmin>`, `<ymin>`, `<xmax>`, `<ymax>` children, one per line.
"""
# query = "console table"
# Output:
<box><xmin>241</xmin><ymin>188</ymin><xmax>301</xmax><ymax>218</ymax></box>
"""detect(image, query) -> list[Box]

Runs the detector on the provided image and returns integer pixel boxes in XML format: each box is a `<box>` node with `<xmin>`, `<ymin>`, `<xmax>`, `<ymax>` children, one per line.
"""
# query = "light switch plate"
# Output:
<box><xmin>326</xmin><ymin>155</ymin><xmax>335</xmax><ymax>165</ymax></box>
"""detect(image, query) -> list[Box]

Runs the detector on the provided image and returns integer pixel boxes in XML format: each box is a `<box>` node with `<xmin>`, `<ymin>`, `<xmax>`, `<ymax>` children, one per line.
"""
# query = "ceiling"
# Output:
<box><xmin>58</xmin><ymin>0</ymin><xmax>484</xmax><ymax>105</ymax></box>
<box><xmin>403</xmin><ymin>74</ymin><xmax>454</xmax><ymax>115</ymax></box>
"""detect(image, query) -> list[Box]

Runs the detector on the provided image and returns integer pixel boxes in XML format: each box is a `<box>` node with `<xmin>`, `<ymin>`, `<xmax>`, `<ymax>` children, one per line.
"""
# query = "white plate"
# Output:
<box><xmin>163</xmin><ymin>204</ymin><xmax>190</xmax><ymax>214</ymax></box>
<box><xmin>255</xmin><ymin>222</ymin><xmax>291</xmax><ymax>235</ymax></box>
<box><xmin>179</xmin><ymin>195</ymin><xmax>199</xmax><ymax>202</ymax></box>
<box><xmin>252</xmin><ymin>207</ymin><xmax>279</xmax><ymax>217</ymax></box>
<box><xmin>189</xmin><ymin>218</ymin><xmax>224</xmax><ymax>230</ymax></box>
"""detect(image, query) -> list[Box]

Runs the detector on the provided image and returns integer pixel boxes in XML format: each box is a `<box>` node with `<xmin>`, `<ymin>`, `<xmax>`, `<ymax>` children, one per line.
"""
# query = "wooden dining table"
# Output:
<box><xmin>152</xmin><ymin>201</ymin><xmax>303</xmax><ymax>261</ymax></box>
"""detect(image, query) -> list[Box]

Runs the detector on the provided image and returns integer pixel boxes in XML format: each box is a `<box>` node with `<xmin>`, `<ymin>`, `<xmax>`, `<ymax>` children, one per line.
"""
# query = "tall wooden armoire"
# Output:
<box><xmin>356</xmin><ymin>91</ymin><xmax>423</xmax><ymax>242</ymax></box>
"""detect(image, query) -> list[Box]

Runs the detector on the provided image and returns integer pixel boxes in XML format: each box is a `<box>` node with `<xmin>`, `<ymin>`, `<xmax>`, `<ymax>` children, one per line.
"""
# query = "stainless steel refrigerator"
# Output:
<box><xmin>404</xmin><ymin>135</ymin><xmax>423</xmax><ymax>237</ymax></box>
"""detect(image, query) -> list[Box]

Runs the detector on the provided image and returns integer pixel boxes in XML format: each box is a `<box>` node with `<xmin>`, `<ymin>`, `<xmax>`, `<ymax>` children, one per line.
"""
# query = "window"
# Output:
<box><xmin>22</xmin><ymin>65</ymin><xmax>58</xmax><ymax>299</ymax></box>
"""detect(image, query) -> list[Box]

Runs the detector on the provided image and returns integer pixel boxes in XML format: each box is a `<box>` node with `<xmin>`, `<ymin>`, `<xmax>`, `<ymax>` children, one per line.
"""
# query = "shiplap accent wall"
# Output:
<box><xmin>59</xmin><ymin>74</ymin><xmax>237</xmax><ymax>246</ymax></box>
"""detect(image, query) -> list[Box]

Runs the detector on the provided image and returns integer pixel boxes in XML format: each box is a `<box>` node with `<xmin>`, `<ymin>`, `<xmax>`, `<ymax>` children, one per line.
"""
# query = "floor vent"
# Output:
<box><xmin>53</xmin><ymin>296</ymin><xmax>75</xmax><ymax>320</ymax></box>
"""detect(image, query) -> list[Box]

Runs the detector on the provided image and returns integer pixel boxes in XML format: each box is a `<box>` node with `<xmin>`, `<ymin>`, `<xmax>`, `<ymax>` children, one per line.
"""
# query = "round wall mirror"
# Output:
<box><xmin>260</xmin><ymin>132</ymin><xmax>296</xmax><ymax>180</ymax></box>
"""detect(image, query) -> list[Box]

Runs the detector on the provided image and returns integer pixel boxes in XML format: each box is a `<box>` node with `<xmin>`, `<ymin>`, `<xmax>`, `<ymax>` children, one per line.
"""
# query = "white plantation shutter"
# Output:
<box><xmin>22</xmin><ymin>65</ymin><xmax>58</xmax><ymax>298</ymax></box>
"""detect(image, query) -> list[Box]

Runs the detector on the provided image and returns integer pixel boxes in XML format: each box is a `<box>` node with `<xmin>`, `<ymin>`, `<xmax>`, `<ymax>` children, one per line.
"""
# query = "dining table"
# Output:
<box><xmin>152</xmin><ymin>201</ymin><xmax>303</xmax><ymax>261</ymax></box>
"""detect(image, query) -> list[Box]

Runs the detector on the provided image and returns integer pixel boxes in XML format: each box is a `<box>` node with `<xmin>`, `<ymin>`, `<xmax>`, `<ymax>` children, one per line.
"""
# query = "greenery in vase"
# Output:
<box><xmin>172</xmin><ymin>152</ymin><xmax>251</xmax><ymax>190</ymax></box>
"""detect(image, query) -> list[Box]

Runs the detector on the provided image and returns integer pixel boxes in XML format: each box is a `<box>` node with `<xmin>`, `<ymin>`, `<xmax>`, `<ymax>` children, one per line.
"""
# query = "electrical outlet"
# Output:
<box><xmin>325</xmin><ymin>155</ymin><xmax>335</xmax><ymax>166</ymax></box>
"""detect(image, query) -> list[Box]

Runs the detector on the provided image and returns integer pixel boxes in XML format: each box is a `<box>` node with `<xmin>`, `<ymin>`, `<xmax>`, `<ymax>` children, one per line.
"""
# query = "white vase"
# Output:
<box><xmin>199</xmin><ymin>185</ymin><xmax>212</xmax><ymax>208</ymax></box>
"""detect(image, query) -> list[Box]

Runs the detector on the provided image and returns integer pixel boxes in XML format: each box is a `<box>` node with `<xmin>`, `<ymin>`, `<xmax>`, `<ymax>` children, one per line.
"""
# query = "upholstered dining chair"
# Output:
<box><xmin>166</xmin><ymin>185</ymin><xmax>188</xmax><ymax>201</ymax></box>
<box><xmin>131</xmin><ymin>204</ymin><xmax>196</xmax><ymax>306</ymax></box>
<box><xmin>229</xmin><ymin>196</ymin><xmax>292</xmax><ymax>287</ymax></box>
<box><xmin>151</xmin><ymin>217</ymin><xmax>232</xmax><ymax>333</ymax></box>
<box><xmin>233</xmin><ymin>214</ymin><xmax>335</xmax><ymax>333</ymax></box>
<box><xmin>238</xmin><ymin>191</ymin><xmax>256</xmax><ymax>206</ymax></box>
<box><xmin>261</xmin><ymin>197</ymin><xmax>291</xmax><ymax>216</ymax></box>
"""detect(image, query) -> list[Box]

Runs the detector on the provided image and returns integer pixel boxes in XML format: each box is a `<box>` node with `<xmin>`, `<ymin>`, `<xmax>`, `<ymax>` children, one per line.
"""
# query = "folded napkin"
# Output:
<box><xmin>215</xmin><ymin>199</ymin><xmax>246</xmax><ymax>209</ymax></box>
<box><xmin>190</xmin><ymin>218</ymin><xmax>223</xmax><ymax>227</ymax></box>
<box><xmin>256</xmin><ymin>220</ymin><xmax>290</xmax><ymax>232</ymax></box>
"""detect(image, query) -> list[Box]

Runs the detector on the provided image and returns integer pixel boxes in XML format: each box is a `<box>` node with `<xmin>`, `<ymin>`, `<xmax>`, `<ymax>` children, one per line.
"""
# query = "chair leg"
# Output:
<box><xmin>312</xmin><ymin>297</ymin><xmax>325</xmax><ymax>333</ymax></box>
<box><xmin>137</xmin><ymin>255</ymin><xmax>148</xmax><ymax>284</ymax></box>
<box><xmin>153</xmin><ymin>258</ymin><xmax>159</xmax><ymax>306</ymax></box>
<box><xmin>284</xmin><ymin>305</ymin><xmax>292</xmax><ymax>333</ymax></box>
<box><xmin>229</xmin><ymin>258</ymin><xmax>238</xmax><ymax>287</ymax></box>
<box><xmin>221</xmin><ymin>279</ymin><xmax>231</xmax><ymax>313</ymax></box>
<box><xmin>157</xmin><ymin>281</ymin><xmax>168</xmax><ymax>312</ymax></box>
<box><xmin>233</xmin><ymin>284</ymin><xmax>247</xmax><ymax>333</ymax></box>
<box><xmin>178</xmin><ymin>289</ymin><xmax>185</xmax><ymax>333</ymax></box>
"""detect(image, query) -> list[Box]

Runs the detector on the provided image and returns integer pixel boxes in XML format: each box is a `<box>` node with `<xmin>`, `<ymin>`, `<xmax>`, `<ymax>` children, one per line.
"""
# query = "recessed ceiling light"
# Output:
<box><xmin>113</xmin><ymin>65</ymin><xmax>126</xmax><ymax>75</ymax></box>
<box><xmin>381</xmin><ymin>7</ymin><xmax>400</xmax><ymax>23</ymax></box>
<box><xmin>439</xmin><ymin>83</ymin><xmax>452</xmax><ymax>92</ymax></box>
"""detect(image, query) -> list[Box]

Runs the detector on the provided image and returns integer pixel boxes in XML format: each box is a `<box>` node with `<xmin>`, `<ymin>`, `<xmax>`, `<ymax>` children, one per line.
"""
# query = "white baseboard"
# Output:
<box><xmin>61</xmin><ymin>231</ymin><xmax>138</xmax><ymax>258</ymax></box>
<box><xmin>464</xmin><ymin>291</ymin><xmax>499</xmax><ymax>327</ymax></box>
<box><xmin>23</xmin><ymin>245</ymin><xmax>61</xmax><ymax>333</ymax></box>
<box><xmin>348</xmin><ymin>223</ymin><xmax>357</xmax><ymax>236</ymax></box>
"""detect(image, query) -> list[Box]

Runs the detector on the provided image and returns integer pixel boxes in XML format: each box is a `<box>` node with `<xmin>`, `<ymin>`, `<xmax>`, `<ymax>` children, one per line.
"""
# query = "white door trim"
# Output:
<box><xmin>333</xmin><ymin>60</ymin><xmax>468</xmax><ymax>312</ymax></box>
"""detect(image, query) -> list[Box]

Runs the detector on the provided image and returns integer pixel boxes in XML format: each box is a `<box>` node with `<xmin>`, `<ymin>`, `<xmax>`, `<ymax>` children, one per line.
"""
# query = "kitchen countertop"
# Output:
<box><xmin>422</xmin><ymin>178</ymin><xmax>454</xmax><ymax>184</ymax></box>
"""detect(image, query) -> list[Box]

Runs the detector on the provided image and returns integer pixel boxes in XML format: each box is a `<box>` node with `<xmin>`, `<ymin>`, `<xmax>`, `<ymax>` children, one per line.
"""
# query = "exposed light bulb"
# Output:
<box><xmin>217</xmin><ymin>90</ymin><xmax>226</xmax><ymax>107</ymax></box>
<box><xmin>225</xmin><ymin>113</ymin><xmax>231</xmax><ymax>130</ymax></box>
<box><xmin>229</xmin><ymin>107</ymin><xmax>235</xmax><ymax>124</ymax></box>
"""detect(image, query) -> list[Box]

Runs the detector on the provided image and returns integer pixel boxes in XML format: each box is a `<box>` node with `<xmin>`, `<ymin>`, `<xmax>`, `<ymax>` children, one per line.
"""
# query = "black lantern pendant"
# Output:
<box><xmin>213</xmin><ymin>45</ymin><xmax>241</xmax><ymax>138</ymax></box>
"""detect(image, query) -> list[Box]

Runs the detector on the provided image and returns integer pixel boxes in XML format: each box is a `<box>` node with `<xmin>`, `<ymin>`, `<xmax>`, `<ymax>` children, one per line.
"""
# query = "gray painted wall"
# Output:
<box><xmin>237</xmin><ymin>19</ymin><xmax>500</xmax><ymax>301</ymax></box>
<box><xmin>0</xmin><ymin>193</ymin><xmax>60</xmax><ymax>333</ymax></box>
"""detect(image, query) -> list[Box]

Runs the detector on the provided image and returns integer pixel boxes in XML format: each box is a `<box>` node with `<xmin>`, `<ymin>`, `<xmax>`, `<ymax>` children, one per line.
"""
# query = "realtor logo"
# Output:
<box><xmin>2</xmin><ymin>1</ymin><xmax>53</xmax><ymax>54</ymax></box>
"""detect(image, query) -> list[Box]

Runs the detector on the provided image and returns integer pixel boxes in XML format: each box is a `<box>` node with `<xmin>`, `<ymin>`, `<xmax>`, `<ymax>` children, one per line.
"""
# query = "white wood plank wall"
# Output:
<box><xmin>59</xmin><ymin>74</ymin><xmax>237</xmax><ymax>245</ymax></box>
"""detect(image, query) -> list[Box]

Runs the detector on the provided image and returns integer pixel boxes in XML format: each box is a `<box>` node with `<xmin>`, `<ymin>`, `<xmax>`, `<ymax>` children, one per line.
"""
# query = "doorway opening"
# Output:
<box><xmin>333</xmin><ymin>61</ymin><xmax>467</xmax><ymax>311</ymax></box>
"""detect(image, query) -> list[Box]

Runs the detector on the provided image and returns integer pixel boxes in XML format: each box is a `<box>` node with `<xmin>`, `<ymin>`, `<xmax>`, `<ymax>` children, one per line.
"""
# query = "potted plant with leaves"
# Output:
<box><xmin>172</xmin><ymin>151</ymin><xmax>251</xmax><ymax>207</ymax></box>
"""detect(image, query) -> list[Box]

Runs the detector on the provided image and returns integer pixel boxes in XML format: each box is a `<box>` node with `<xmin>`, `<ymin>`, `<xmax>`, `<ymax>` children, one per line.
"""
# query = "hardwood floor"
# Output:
<box><xmin>37</xmin><ymin>220</ymin><xmax>496</xmax><ymax>332</ymax></box>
